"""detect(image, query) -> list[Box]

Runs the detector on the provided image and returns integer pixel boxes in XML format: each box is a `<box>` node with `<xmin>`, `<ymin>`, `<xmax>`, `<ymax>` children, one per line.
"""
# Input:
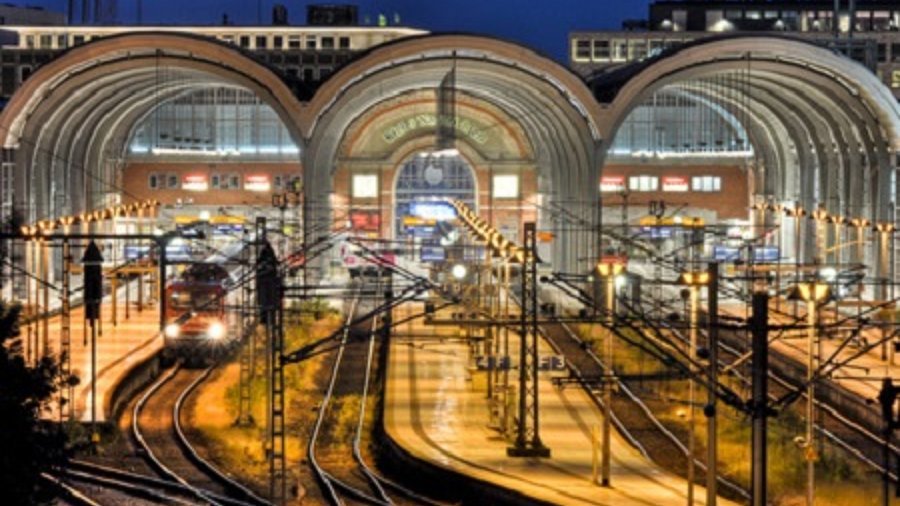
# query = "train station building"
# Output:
<box><xmin>0</xmin><ymin>2</ymin><xmax>898</xmax><ymax>288</ymax></box>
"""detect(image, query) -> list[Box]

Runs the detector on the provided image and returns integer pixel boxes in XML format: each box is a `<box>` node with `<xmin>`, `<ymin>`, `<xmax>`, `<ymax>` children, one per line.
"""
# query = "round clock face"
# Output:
<box><xmin>424</xmin><ymin>164</ymin><xmax>443</xmax><ymax>186</ymax></box>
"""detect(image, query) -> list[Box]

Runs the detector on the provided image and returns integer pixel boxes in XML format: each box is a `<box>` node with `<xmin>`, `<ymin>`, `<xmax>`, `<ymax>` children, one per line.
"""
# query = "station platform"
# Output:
<box><xmin>384</xmin><ymin>307</ymin><xmax>736</xmax><ymax>506</ymax></box>
<box><xmin>29</xmin><ymin>301</ymin><xmax>162</xmax><ymax>423</ymax></box>
<box><xmin>720</xmin><ymin>300</ymin><xmax>900</xmax><ymax>400</ymax></box>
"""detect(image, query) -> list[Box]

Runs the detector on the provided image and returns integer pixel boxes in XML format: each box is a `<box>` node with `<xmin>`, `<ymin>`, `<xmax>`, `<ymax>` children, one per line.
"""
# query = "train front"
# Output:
<box><xmin>162</xmin><ymin>280</ymin><xmax>230</xmax><ymax>363</ymax></box>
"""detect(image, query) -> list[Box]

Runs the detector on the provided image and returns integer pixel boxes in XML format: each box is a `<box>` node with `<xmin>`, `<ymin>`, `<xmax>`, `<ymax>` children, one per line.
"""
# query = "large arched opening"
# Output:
<box><xmin>303</xmin><ymin>35</ymin><xmax>604</xmax><ymax>273</ymax></box>
<box><xmin>596</xmin><ymin>35</ymin><xmax>900</xmax><ymax>281</ymax></box>
<box><xmin>0</xmin><ymin>32</ymin><xmax>308</xmax><ymax>223</ymax></box>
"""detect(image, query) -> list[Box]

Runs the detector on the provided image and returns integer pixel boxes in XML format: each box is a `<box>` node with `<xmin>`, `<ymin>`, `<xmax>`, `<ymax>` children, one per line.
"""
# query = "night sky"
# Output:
<box><xmin>17</xmin><ymin>0</ymin><xmax>650</xmax><ymax>63</ymax></box>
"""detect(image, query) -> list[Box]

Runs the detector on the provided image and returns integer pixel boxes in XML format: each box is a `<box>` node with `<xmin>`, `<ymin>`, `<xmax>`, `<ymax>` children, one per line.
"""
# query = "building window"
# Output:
<box><xmin>352</xmin><ymin>174</ymin><xmax>378</xmax><ymax>198</ymax></box>
<box><xmin>25</xmin><ymin>35</ymin><xmax>34</xmax><ymax>49</ymax></box>
<box><xmin>230</xmin><ymin>174</ymin><xmax>240</xmax><ymax>189</ymax></box>
<box><xmin>57</xmin><ymin>35</ymin><xmax>66</xmax><ymax>48</ymax></box>
<box><xmin>255</xmin><ymin>35</ymin><xmax>267</xmax><ymax>49</ymax></box>
<box><xmin>692</xmin><ymin>176</ymin><xmax>722</xmax><ymax>192</ymax></box>
<box><xmin>39</xmin><ymin>35</ymin><xmax>52</xmax><ymax>48</ymax></box>
<box><xmin>167</xmin><ymin>174</ymin><xmax>179</xmax><ymax>189</ymax></box>
<box><xmin>592</xmin><ymin>39</ymin><xmax>610</xmax><ymax>60</ymax></box>
<box><xmin>210</xmin><ymin>174</ymin><xmax>220</xmax><ymax>189</ymax></box>
<box><xmin>892</xmin><ymin>43</ymin><xmax>900</xmax><ymax>62</ymax></box>
<box><xmin>239</xmin><ymin>35</ymin><xmax>250</xmax><ymax>48</ymax></box>
<box><xmin>274</xmin><ymin>175</ymin><xmax>283</xmax><ymax>189</ymax></box>
<box><xmin>629</xmin><ymin>40</ymin><xmax>647</xmax><ymax>60</ymax></box>
<box><xmin>493</xmin><ymin>175</ymin><xmax>519</xmax><ymax>199</ymax></box>
<box><xmin>306</xmin><ymin>35</ymin><xmax>317</xmax><ymax>49</ymax></box>
<box><xmin>628</xmin><ymin>175</ymin><xmax>658</xmax><ymax>192</ymax></box>
<box><xmin>892</xmin><ymin>70</ymin><xmax>900</xmax><ymax>89</ymax></box>
<box><xmin>339</xmin><ymin>36</ymin><xmax>350</xmax><ymax>49</ymax></box>
<box><xmin>613</xmin><ymin>40</ymin><xmax>628</xmax><ymax>61</ymax></box>
<box><xmin>273</xmin><ymin>35</ymin><xmax>283</xmax><ymax>48</ymax></box>
<box><xmin>321</xmin><ymin>36</ymin><xmax>334</xmax><ymax>49</ymax></box>
<box><xmin>573</xmin><ymin>38</ymin><xmax>591</xmax><ymax>61</ymax></box>
<box><xmin>73</xmin><ymin>35</ymin><xmax>84</xmax><ymax>45</ymax></box>
<box><xmin>148</xmin><ymin>173</ymin><xmax>159</xmax><ymax>190</ymax></box>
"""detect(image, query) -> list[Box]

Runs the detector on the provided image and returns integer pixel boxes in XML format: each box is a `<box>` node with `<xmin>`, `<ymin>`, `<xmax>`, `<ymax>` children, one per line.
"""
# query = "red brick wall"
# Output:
<box><xmin>335</xmin><ymin>164</ymin><xmax>537</xmax><ymax>240</ymax></box>
<box><xmin>121</xmin><ymin>161</ymin><xmax>302</xmax><ymax>207</ymax></box>
<box><xmin>600</xmin><ymin>164</ymin><xmax>749</xmax><ymax>220</ymax></box>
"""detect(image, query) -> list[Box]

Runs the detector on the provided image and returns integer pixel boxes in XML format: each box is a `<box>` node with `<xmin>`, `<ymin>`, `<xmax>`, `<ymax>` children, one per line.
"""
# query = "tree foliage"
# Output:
<box><xmin>0</xmin><ymin>302</ymin><xmax>72</xmax><ymax>504</ymax></box>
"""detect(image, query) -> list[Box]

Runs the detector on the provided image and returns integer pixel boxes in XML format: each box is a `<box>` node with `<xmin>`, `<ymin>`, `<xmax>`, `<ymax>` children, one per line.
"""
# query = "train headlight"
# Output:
<box><xmin>164</xmin><ymin>323</ymin><xmax>180</xmax><ymax>339</ymax></box>
<box><xmin>207</xmin><ymin>321</ymin><xmax>226</xmax><ymax>340</ymax></box>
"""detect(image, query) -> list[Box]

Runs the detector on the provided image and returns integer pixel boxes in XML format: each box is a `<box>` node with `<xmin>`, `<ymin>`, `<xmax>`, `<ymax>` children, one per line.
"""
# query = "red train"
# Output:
<box><xmin>162</xmin><ymin>262</ymin><xmax>236</xmax><ymax>364</ymax></box>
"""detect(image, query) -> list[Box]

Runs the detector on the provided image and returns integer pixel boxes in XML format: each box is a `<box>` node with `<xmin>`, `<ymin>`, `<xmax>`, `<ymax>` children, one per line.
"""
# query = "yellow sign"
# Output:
<box><xmin>805</xmin><ymin>446</ymin><xmax>818</xmax><ymax>462</ymax></box>
<box><xmin>638</xmin><ymin>216</ymin><xmax>705</xmax><ymax>228</ymax></box>
<box><xmin>402</xmin><ymin>216</ymin><xmax>436</xmax><ymax>227</ymax></box>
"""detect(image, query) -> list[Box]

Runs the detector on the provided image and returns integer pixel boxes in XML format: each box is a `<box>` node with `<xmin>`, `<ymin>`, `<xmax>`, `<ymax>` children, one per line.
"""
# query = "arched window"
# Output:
<box><xmin>394</xmin><ymin>153</ymin><xmax>476</xmax><ymax>239</ymax></box>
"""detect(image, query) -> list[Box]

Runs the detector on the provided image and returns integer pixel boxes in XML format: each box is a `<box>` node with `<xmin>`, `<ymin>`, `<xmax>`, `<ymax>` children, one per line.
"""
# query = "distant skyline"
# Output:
<box><xmin>12</xmin><ymin>0</ymin><xmax>650</xmax><ymax>62</ymax></box>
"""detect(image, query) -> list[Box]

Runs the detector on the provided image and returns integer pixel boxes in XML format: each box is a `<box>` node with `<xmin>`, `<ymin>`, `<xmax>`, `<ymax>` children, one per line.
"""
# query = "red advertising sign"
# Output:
<box><xmin>600</xmin><ymin>175</ymin><xmax>625</xmax><ymax>193</ymax></box>
<box><xmin>350</xmin><ymin>211</ymin><xmax>381</xmax><ymax>231</ymax></box>
<box><xmin>182</xmin><ymin>174</ymin><xmax>208</xmax><ymax>191</ymax></box>
<box><xmin>662</xmin><ymin>176</ymin><xmax>688</xmax><ymax>192</ymax></box>
<box><xmin>245</xmin><ymin>174</ymin><xmax>271</xmax><ymax>192</ymax></box>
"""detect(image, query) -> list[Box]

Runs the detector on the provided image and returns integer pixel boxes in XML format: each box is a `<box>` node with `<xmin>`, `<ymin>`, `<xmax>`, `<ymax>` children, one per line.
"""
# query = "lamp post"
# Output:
<box><xmin>810</xmin><ymin>208</ymin><xmax>829</xmax><ymax>265</ymax></box>
<box><xmin>875</xmin><ymin>223</ymin><xmax>895</xmax><ymax>362</ymax></box>
<box><xmin>790</xmin><ymin>281</ymin><xmax>830</xmax><ymax>506</ymax></box>
<box><xmin>785</xmin><ymin>205</ymin><xmax>806</xmax><ymax>316</ymax></box>
<box><xmin>677</xmin><ymin>270</ymin><xmax>710</xmax><ymax>506</ymax></box>
<box><xmin>596</xmin><ymin>256</ymin><xmax>626</xmax><ymax>487</ymax></box>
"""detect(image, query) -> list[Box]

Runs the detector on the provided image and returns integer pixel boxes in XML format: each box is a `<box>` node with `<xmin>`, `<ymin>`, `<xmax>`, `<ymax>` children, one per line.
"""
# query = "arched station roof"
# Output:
<box><xmin>0</xmin><ymin>32</ymin><xmax>308</xmax><ymax>219</ymax></box>
<box><xmin>595</xmin><ymin>35</ymin><xmax>900</xmax><ymax>222</ymax></box>
<box><xmin>3</xmin><ymin>31</ymin><xmax>900</xmax><ymax>271</ymax></box>
<box><xmin>299</xmin><ymin>34</ymin><xmax>606</xmax><ymax>271</ymax></box>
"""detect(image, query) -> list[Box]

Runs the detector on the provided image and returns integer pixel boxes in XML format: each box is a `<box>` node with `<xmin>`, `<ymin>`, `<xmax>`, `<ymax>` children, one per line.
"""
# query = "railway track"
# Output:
<box><xmin>132</xmin><ymin>362</ymin><xmax>269</xmax><ymax>506</ymax></box>
<box><xmin>540</xmin><ymin>319</ymin><xmax>752</xmax><ymax>501</ymax></box>
<box><xmin>631</xmin><ymin>282</ymin><xmax>900</xmax><ymax>479</ymax></box>
<box><xmin>308</xmin><ymin>282</ymin><xmax>441</xmax><ymax>506</ymax></box>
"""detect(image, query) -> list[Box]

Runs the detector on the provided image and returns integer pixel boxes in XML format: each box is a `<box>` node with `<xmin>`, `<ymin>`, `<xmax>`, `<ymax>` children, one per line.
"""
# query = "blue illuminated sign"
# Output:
<box><xmin>752</xmin><ymin>246</ymin><xmax>780</xmax><ymax>263</ymax></box>
<box><xmin>640</xmin><ymin>227</ymin><xmax>673</xmax><ymax>239</ymax></box>
<box><xmin>166</xmin><ymin>244</ymin><xmax>192</xmax><ymax>261</ymax></box>
<box><xmin>125</xmin><ymin>245</ymin><xmax>151</xmax><ymax>261</ymax></box>
<box><xmin>410</xmin><ymin>201</ymin><xmax>457</xmax><ymax>221</ymax></box>
<box><xmin>713</xmin><ymin>245</ymin><xmax>740</xmax><ymax>262</ymax></box>
<box><xmin>421</xmin><ymin>246</ymin><xmax>445</xmax><ymax>262</ymax></box>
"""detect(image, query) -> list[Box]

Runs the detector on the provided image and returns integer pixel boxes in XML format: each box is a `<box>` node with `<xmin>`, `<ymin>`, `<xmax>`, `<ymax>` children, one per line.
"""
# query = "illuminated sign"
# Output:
<box><xmin>712</xmin><ymin>245</ymin><xmax>740</xmax><ymax>262</ymax></box>
<box><xmin>410</xmin><ymin>202</ymin><xmax>456</xmax><ymax>221</ymax></box>
<box><xmin>245</xmin><ymin>175</ymin><xmax>271</xmax><ymax>192</ymax></box>
<box><xmin>600</xmin><ymin>176</ymin><xmax>625</xmax><ymax>193</ymax></box>
<box><xmin>165</xmin><ymin>244</ymin><xmax>192</xmax><ymax>261</ymax></box>
<box><xmin>640</xmin><ymin>226</ymin><xmax>673</xmax><ymax>239</ymax></box>
<box><xmin>752</xmin><ymin>246</ymin><xmax>780</xmax><ymax>263</ymax></box>
<box><xmin>350</xmin><ymin>211</ymin><xmax>381</xmax><ymax>231</ymax></box>
<box><xmin>421</xmin><ymin>246</ymin><xmax>445</xmax><ymax>262</ymax></box>
<box><xmin>182</xmin><ymin>175</ymin><xmax>208</xmax><ymax>192</ymax></box>
<box><xmin>124</xmin><ymin>245</ymin><xmax>151</xmax><ymax>261</ymax></box>
<box><xmin>382</xmin><ymin>114</ymin><xmax>490</xmax><ymax>145</ymax></box>
<box><xmin>662</xmin><ymin>176</ymin><xmax>689</xmax><ymax>192</ymax></box>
